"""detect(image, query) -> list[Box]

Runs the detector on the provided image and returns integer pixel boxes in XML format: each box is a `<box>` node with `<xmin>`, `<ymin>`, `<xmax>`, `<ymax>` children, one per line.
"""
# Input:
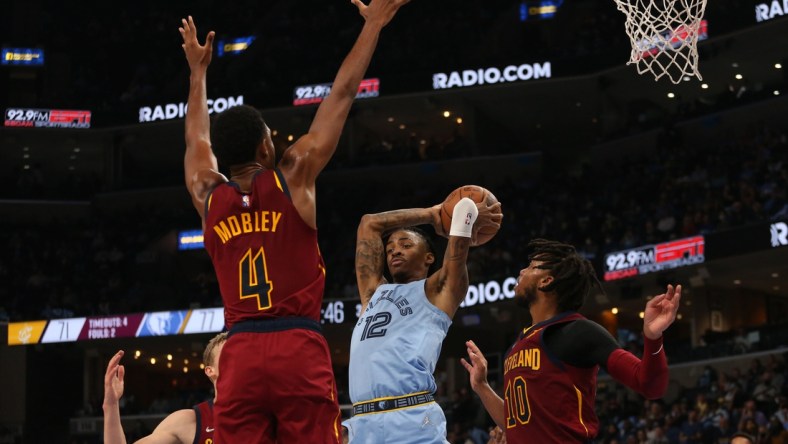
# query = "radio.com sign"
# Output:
<box><xmin>755</xmin><ymin>0</ymin><xmax>788</xmax><ymax>22</ymax></box>
<box><xmin>772</xmin><ymin>222</ymin><xmax>788</xmax><ymax>248</ymax></box>
<box><xmin>433</xmin><ymin>62</ymin><xmax>551</xmax><ymax>90</ymax></box>
<box><xmin>460</xmin><ymin>277</ymin><xmax>518</xmax><ymax>308</ymax></box>
<box><xmin>139</xmin><ymin>95</ymin><xmax>244</xmax><ymax>122</ymax></box>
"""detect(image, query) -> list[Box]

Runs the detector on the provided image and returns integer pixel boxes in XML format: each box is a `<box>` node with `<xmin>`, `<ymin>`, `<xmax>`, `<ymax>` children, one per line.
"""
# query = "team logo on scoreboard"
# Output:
<box><xmin>137</xmin><ymin>311</ymin><xmax>187</xmax><ymax>336</ymax></box>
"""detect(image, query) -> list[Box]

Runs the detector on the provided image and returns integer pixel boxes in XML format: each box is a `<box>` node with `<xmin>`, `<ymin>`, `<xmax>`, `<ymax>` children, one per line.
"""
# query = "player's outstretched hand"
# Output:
<box><xmin>461</xmin><ymin>340</ymin><xmax>490</xmax><ymax>392</ymax></box>
<box><xmin>103</xmin><ymin>350</ymin><xmax>125</xmax><ymax>407</ymax></box>
<box><xmin>179</xmin><ymin>16</ymin><xmax>215</xmax><ymax>73</ymax></box>
<box><xmin>643</xmin><ymin>284</ymin><xmax>682</xmax><ymax>340</ymax></box>
<box><xmin>472</xmin><ymin>201</ymin><xmax>503</xmax><ymax>243</ymax></box>
<box><xmin>488</xmin><ymin>426</ymin><xmax>507</xmax><ymax>444</ymax></box>
<box><xmin>351</xmin><ymin>0</ymin><xmax>411</xmax><ymax>27</ymax></box>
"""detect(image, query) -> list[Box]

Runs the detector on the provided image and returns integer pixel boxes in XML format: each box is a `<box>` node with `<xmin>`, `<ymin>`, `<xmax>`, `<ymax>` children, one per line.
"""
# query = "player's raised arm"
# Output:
<box><xmin>605</xmin><ymin>285</ymin><xmax>680</xmax><ymax>399</ymax></box>
<box><xmin>355</xmin><ymin>206</ymin><xmax>437</xmax><ymax>310</ymax></box>
<box><xmin>284</xmin><ymin>0</ymin><xmax>410</xmax><ymax>186</ymax></box>
<box><xmin>427</xmin><ymin>199</ymin><xmax>502</xmax><ymax>317</ymax></box>
<box><xmin>103</xmin><ymin>351</ymin><xmax>128</xmax><ymax>444</ymax></box>
<box><xmin>180</xmin><ymin>16</ymin><xmax>225</xmax><ymax>220</ymax></box>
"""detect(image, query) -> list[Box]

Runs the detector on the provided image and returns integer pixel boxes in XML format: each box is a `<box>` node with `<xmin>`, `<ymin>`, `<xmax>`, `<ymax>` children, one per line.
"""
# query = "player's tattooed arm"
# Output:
<box><xmin>426</xmin><ymin>233</ymin><xmax>472</xmax><ymax>318</ymax></box>
<box><xmin>355</xmin><ymin>236</ymin><xmax>386</xmax><ymax>309</ymax></box>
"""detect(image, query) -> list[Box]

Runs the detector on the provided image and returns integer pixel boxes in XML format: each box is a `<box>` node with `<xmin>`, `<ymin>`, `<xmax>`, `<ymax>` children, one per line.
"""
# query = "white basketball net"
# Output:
<box><xmin>613</xmin><ymin>0</ymin><xmax>708</xmax><ymax>83</ymax></box>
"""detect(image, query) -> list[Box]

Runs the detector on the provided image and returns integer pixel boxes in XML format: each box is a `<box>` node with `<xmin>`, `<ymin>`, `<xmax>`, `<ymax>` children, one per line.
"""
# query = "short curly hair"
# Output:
<box><xmin>210</xmin><ymin>105</ymin><xmax>267</xmax><ymax>170</ymax></box>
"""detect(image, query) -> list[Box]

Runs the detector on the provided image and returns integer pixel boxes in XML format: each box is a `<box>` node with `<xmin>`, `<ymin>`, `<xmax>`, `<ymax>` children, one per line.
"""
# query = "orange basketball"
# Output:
<box><xmin>440</xmin><ymin>185</ymin><xmax>500</xmax><ymax>246</ymax></box>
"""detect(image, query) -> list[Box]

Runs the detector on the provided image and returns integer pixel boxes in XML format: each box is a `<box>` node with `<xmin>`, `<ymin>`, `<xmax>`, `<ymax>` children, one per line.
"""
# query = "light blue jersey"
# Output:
<box><xmin>346</xmin><ymin>279</ymin><xmax>451</xmax><ymax>444</ymax></box>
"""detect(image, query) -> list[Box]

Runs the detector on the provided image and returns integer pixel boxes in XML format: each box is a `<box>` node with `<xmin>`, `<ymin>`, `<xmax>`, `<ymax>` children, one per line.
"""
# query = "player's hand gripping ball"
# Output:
<box><xmin>440</xmin><ymin>185</ymin><xmax>501</xmax><ymax>246</ymax></box>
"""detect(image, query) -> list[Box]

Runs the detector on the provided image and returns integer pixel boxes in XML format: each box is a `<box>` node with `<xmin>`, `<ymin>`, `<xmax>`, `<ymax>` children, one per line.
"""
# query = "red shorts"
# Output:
<box><xmin>214</xmin><ymin>327</ymin><xmax>341</xmax><ymax>443</ymax></box>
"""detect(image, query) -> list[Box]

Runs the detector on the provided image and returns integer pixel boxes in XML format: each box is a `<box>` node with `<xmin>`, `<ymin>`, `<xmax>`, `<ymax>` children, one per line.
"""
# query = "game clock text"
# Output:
<box><xmin>320</xmin><ymin>300</ymin><xmax>362</xmax><ymax>325</ymax></box>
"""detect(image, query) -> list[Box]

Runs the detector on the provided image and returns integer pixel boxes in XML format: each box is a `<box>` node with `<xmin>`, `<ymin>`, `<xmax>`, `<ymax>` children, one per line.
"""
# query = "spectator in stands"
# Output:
<box><xmin>731</xmin><ymin>431</ymin><xmax>756</xmax><ymax>444</ymax></box>
<box><xmin>737</xmin><ymin>400</ymin><xmax>768</xmax><ymax>432</ymax></box>
<box><xmin>679</xmin><ymin>409</ymin><xmax>703</xmax><ymax>442</ymax></box>
<box><xmin>733</xmin><ymin>328</ymin><xmax>753</xmax><ymax>354</ymax></box>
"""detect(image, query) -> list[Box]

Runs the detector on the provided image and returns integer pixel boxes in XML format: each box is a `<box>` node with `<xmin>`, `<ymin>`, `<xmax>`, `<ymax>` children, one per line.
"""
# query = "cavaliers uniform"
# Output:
<box><xmin>203</xmin><ymin>169</ymin><xmax>341</xmax><ymax>444</ymax></box>
<box><xmin>503</xmin><ymin>312</ymin><xmax>598</xmax><ymax>443</ymax></box>
<box><xmin>193</xmin><ymin>400</ymin><xmax>215</xmax><ymax>444</ymax></box>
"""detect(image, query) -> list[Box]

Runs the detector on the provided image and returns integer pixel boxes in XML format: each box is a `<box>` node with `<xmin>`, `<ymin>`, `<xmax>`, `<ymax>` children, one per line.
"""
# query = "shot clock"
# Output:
<box><xmin>320</xmin><ymin>300</ymin><xmax>363</xmax><ymax>325</ymax></box>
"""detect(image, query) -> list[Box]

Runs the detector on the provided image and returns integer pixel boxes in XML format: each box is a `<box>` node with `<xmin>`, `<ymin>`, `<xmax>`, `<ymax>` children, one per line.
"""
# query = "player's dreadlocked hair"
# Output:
<box><xmin>211</xmin><ymin>105</ymin><xmax>267</xmax><ymax>170</ymax></box>
<box><xmin>528</xmin><ymin>238</ymin><xmax>603</xmax><ymax>312</ymax></box>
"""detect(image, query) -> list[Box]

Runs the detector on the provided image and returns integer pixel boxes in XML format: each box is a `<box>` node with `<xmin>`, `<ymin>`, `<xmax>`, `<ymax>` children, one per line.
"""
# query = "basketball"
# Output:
<box><xmin>440</xmin><ymin>185</ymin><xmax>501</xmax><ymax>246</ymax></box>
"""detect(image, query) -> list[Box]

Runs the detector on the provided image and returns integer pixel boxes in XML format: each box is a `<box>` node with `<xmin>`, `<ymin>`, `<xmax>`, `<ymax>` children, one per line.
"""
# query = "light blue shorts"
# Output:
<box><xmin>343</xmin><ymin>402</ymin><xmax>449</xmax><ymax>444</ymax></box>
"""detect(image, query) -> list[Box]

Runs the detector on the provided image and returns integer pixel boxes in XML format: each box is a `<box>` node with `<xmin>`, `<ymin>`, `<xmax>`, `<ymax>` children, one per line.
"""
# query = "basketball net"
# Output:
<box><xmin>613</xmin><ymin>0</ymin><xmax>708</xmax><ymax>83</ymax></box>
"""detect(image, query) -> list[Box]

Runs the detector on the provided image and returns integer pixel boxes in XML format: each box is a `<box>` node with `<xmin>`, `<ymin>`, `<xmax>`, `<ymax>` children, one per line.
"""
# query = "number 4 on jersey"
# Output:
<box><xmin>239</xmin><ymin>247</ymin><xmax>273</xmax><ymax>310</ymax></box>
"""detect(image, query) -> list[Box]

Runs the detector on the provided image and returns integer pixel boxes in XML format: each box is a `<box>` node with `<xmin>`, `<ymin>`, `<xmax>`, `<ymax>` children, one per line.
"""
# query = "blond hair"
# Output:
<box><xmin>202</xmin><ymin>332</ymin><xmax>228</xmax><ymax>367</ymax></box>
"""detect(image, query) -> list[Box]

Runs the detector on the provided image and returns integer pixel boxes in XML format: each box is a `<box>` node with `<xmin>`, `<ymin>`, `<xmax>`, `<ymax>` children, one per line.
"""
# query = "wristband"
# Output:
<box><xmin>450</xmin><ymin>198</ymin><xmax>479</xmax><ymax>238</ymax></box>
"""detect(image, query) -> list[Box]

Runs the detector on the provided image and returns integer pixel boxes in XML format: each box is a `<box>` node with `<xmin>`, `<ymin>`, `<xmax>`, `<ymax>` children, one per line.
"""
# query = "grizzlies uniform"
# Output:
<box><xmin>203</xmin><ymin>169</ymin><xmax>340</xmax><ymax>444</ymax></box>
<box><xmin>193</xmin><ymin>400</ymin><xmax>215</xmax><ymax>444</ymax></box>
<box><xmin>503</xmin><ymin>312</ymin><xmax>598</xmax><ymax>443</ymax></box>
<box><xmin>346</xmin><ymin>279</ymin><xmax>451</xmax><ymax>444</ymax></box>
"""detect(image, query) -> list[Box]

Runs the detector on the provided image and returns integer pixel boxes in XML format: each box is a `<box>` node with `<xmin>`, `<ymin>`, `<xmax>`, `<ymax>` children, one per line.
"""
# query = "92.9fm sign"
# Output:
<box><xmin>604</xmin><ymin>236</ymin><xmax>705</xmax><ymax>281</ymax></box>
<box><xmin>293</xmin><ymin>78</ymin><xmax>380</xmax><ymax>106</ymax></box>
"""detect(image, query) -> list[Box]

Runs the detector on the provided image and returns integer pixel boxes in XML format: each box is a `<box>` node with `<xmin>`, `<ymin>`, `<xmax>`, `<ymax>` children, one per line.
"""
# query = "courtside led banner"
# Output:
<box><xmin>604</xmin><ymin>236</ymin><xmax>705</xmax><ymax>281</ymax></box>
<box><xmin>178</xmin><ymin>229</ymin><xmax>204</xmax><ymax>250</ymax></box>
<box><xmin>432</xmin><ymin>62</ymin><xmax>551</xmax><ymax>90</ymax></box>
<box><xmin>293</xmin><ymin>78</ymin><xmax>380</xmax><ymax>106</ymax></box>
<box><xmin>520</xmin><ymin>0</ymin><xmax>562</xmax><ymax>21</ymax></box>
<box><xmin>138</xmin><ymin>96</ymin><xmax>244</xmax><ymax>122</ymax></box>
<box><xmin>2</xmin><ymin>48</ymin><xmax>44</xmax><ymax>66</ymax></box>
<box><xmin>217</xmin><ymin>36</ymin><xmax>255</xmax><ymax>57</ymax></box>
<box><xmin>5</xmin><ymin>108</ymin><xmax>91</xmax><ymax>128</ymax></box>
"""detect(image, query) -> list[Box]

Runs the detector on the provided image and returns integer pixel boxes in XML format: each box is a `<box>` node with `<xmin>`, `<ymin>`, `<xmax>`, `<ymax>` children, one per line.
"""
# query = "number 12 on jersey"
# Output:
<box><xmin>239</xmin><ymin>247</ymin><xmax>273</xmax><ymax>310</ymax></box>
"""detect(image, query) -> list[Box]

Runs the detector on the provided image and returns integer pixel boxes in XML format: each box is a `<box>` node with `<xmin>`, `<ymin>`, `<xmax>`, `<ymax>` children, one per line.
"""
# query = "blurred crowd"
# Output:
<box><xmin>1</xmin><ymin>123</ymin><xmax>785</xmax><ymax>324</ymax></box>
<box><xmin>593</xmin><ymin>353</ymin><xmax>788</xmax><ymax>444</ymax></box>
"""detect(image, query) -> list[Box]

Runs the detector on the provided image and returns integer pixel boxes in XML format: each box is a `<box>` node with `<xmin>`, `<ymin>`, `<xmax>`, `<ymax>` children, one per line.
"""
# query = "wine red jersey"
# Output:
<box><xmin>203</xmin><ymin>169</ymin><xmax>325</xmax><ymax>328</ymax></box>
<box><xmin>193</xmin><ymin>400</ymin><xmax>214</xmax><ymax>444</ymax></box>
<box><xmin>503</xmin><ymin>312</ymin><xmax>599</xmax><ymax>443</ymax></box>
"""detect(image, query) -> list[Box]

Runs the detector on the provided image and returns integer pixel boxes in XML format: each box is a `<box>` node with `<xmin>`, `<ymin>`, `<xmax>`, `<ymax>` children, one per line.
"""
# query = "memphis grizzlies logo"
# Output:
<box><xmin>137</xmin><ymin>311</ymin><xmax>187</xmax><ymax>336</ymax></box>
